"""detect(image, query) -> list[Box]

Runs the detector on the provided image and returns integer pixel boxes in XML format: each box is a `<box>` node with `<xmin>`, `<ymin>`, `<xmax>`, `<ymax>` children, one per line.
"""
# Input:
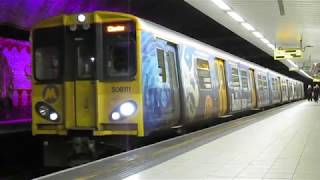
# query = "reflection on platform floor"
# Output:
<box><xmin>124</xmin><ymin>101</ymin><xmax>320</xmax><ymax>180</ymax></box>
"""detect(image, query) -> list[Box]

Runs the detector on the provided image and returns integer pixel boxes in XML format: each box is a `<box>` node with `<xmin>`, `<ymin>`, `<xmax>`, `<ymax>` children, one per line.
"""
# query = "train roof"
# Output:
<box><xmin>138</xmin><ymin>18</ymin><xmax>302</xmax><ymax>84</ymax></box>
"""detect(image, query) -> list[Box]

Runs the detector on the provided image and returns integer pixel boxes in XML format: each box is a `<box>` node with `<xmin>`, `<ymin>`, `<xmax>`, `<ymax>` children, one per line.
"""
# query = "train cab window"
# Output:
<box><xmin>33</xmin><ymin>27</ymin><xmax>63</xmax><ymax>81</ymax></box>
<box><xmin>103</xmin><ymin>22</ymin><xmax>136</xmax><ymax>80</ymax></box>
<box><xmin>240</xmin><ymin>70</ymin><xmax>248</xmax><ymax>90</ymax></box>
<box><xmin>232</xmin><ymin>67</ymin><xmax>240</xmax><ymax>88</ymax></box>
<box><xmin>35</xmin><ymin>47</ymin><xmax>60</xmax><ymax>81</ymax></box>
<box><xmin>157</xmin><ymin>48</ymin><xmax>167</xmax><ymax>83</ymax></box>
<box><xmin>197</xmin><ymin>59</ymin><xmax>212</xmax><ymax>89</ymax></box>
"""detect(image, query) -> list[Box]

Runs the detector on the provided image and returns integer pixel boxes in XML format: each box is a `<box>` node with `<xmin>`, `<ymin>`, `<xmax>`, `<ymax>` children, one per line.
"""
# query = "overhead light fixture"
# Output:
<box><xmin>227</xmin><ymin>11</ymin><xmax>244</xmax><ymax>22</ymax></box>
<box><xmin>252</xmin><ymin>31</ymin><xmax>263</xmax><ymax>38</ymax></box>
<box><xmin>241</xmin><ymin>22</ymin><xmax>255</xmax><ymax>31</ymax></box>
<box><xmin>299</xmin><ymin>70</ymin><xmax>313</xmax><ymax>79</ymax></box>
<box><xmin>261</xmin><ymin>38</ymin><xmax>270</xmax><ymax>44</ymax></box>
<box><xmin>287</xmin><ymin>59</ymin><xmax>298</xmax><ymax>68</ymax></box>
<box><xmin>211</xmin><ymin>0</ymin><xmax>231</xmax><ymax>10</ymax></box>
<box><xmin>77</xmin><ymin>14</ymin><xmax>86</xmax><ymax>23</ymax></box>
<box><xmin>267</xmin><ymin>44</ymin><xmax>275</xmax><ymax>49</ymax></box>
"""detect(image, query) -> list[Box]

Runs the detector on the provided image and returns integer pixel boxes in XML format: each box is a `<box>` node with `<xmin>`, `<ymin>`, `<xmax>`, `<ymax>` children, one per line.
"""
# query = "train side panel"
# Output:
<box><xmin>175</xmin><ymin>44</ymin><xmax>220</xmax><ymax>124</ymax></box>
<box><xmin>140</xmin><ymin>32</ymin><xmax>181</xmax><ymax>135</ymax></box>
<box><xmin>141</xmin><ymin>31</ymin><xmax>222</xmax><ymax>134</ymax></box>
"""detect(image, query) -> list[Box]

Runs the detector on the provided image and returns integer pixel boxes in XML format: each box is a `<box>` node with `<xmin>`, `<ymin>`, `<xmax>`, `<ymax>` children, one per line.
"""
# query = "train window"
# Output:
<box><xmin>103</xmin><ymin>22</ymin><xmax>136</xmax><ymax>80</ymax></box>
<box><xmin>35</xmin><ymin>47</ymin><xmax>60</xmax><ymax>81</ymax></box>
<box><xmin>33</xmin><ymin>27</ymin><xmax>63</xmax><ymax>81</ymax></box>
<box><xmin>157</xmin><ymin>48</ymin><xmax>167</xmax><ymax>82</ymax></box>
<box><xmin>257</xmin><ymin>75</ymin><xmax>262</xmax><ymax>90</ymax></box>
<box><xmin>232</xmin><ymin>67</ymin><xmax>240</xmax><ymax>88</ymax></box>
<box><xmin>276</xmin><ymin>78</ymin><xmax>280</xmax><ymax>91</ymax></box>
<box><xmin>272</xmin><ymin>78</ymin><xmax>276</xmax><ymax>91</ymax></box>
<box><xmin>240</xmin><ymin>70</ymin><xmax>248</xmax><ymax>90</ymax></box>
<box><xmin>76</xmin><ymin>43</ymin><xmax>95</xmax><ymax>79</ymax></box>
<box><xmin>197</xmin><ymin>59</ymin><xmax>212</xmax><ymax>89</ymax></box>
<box><xmin>167</xmin><ymin>50</ymin><xmax>178</xmax><ymax>89</ymax></box>
<box><xmin>262</xmin><ymin>76</ymin><xmax>268</xmax><ymax>90</ymax></box>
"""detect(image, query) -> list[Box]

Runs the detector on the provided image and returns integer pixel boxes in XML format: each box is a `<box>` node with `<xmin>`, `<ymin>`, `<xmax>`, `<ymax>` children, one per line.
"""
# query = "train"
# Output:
<box><xmin>31</xmin><ymin>11</ymin><xmax>304</xmax><ymax>166</ymax></box>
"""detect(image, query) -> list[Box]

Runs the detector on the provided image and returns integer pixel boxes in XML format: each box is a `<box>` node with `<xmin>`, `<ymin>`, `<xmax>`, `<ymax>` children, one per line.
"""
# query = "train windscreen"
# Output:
<box><xmin>102</xmin><ymin>22</ymin><xmax>136</xmax><ymax>80</ymax></box>
<box><xmin>33</xmin><ymin>27</ymin><xmax>63</xmax><ymax>82</ymax></box>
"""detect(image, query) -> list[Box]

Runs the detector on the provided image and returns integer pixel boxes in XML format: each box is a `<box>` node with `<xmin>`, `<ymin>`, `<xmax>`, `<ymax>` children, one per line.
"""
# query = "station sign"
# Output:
<box><xmin>274</xmin><ymin>48</ymin><xmax>303</xmax><ymax>60</ymax></box>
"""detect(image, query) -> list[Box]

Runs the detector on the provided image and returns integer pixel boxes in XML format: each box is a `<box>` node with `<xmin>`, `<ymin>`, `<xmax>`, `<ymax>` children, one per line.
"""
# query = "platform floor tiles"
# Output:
<box><xmin>123</xmin><ymin>101</ymin><xmax>320</xmax><ymax>180</ymax></box>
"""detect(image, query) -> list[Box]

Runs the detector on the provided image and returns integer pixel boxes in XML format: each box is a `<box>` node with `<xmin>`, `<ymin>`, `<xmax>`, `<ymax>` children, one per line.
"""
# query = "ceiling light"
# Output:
<box><xmin>261</xmin><ymin>38</ymin><xmax>270</xmax><ymax>44</ymax></box>
<box><xmin>252</xmin><ymin>31</ymin><xmax>263</xmax><ymax>38</ymax></box>
<box><xmin>267</xmin><ymin>44</ymin><xmax>275</xmax><ymax>49</ymax></box>
<box><xmin>241</xmin><ymin>22</ymin><xmax>255</xmax><ymax>31</ymax></box>
<box><xmin>299</xmin><ymin>70</ymin><xmax>313</xmax><ymax>79</ymax></box>
<box><xmin>77</xmin><ymin>14</ymin><xmax>86</xmax><ymax>23</ymax></box>
<box><xmin>227</xmin><ymin>11</ymin><xmax>244</xmax><ymax>22</ymax></box>
<box><xmin>211</xmin><ymin>0</ymin><xmax>231</xmax><ymax>10</ymax></box>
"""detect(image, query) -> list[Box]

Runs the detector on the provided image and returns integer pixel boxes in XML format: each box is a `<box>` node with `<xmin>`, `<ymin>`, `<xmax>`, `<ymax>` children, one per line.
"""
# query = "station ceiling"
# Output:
<box><xmin>0</xmin><ymin>0</ymin><xmax>312</xmax><ymax>83</ymax></box>
<box><xmin>186</xmin><ymin>0</ymin><xmax>318</xmax><ymax>82</ymax></box>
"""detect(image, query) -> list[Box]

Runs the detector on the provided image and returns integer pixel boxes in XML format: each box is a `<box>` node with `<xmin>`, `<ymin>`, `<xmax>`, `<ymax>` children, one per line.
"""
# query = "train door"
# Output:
<box><xmin>68</xmin><ymin>29</ymin><xmax>97</xmax><ymax>128</ymax></box>
<box><xmin>215</xmin><ymin>58</ymin><xmax>228</xmax><ymax>115</ymax></box>
<box><xmin>165</xmin><ymin>43</ymin><xmax>181</xmax><ymax>125</ymax></box>
<box><xmin>249</xmin><ymin>69</ymin><xmax>257</xmax><ymax>108</ymax></box>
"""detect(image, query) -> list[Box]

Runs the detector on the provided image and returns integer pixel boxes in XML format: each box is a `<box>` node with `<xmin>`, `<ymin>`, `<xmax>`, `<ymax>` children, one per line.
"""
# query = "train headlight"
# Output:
<box><xmin>39</xmin><ymin>105</ymin><xmax>49</xmax><ymax>117</ymax></box>
<box><xmin>35</xmin><ymin>102</ymin><xmax>60</xmax><ymax>122</ymax></box>
<box><xmin>49</xmin><ymin>112</ymin><xmax>59</xmax><ymax>121</ymax></box>
<box><xmin>77</xmin><ymin>14</ymin><xmax>86</xmax><ymax>23</ymax></box>
<box><xmin>120</xmin><ymin>101</ymin><xmax>136</xmax><ymax>116</ymax></box>
<box><xmin>111</xmin><ymin>112</ymin><xmax>121</xmax><ymax>121</ymax></box>
<box><xmin>110</xmin><ymin>101</ymin><xmax>137</xmax><ymax>121</ymax></box>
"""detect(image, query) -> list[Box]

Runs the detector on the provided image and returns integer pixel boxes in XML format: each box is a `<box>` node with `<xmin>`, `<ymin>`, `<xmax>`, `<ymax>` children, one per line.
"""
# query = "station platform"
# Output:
<box><xmin>36</xmin><ymin>100</ymin><xmax>320</xmax><ymax>180</ymax></box>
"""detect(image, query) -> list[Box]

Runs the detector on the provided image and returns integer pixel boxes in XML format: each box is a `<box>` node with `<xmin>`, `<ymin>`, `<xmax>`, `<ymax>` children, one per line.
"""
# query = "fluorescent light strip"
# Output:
<box><xmin>261</xmin><ymin>38</ymin><xmax>270</xmax><ymax>44</ymax></box>
<box><xmin>267</xmin><ymin>44</ymin><xmax>275</xmax><ymax>49</ymax></box>
<box><xmin>299</xmin><ymin>70</ymin><xmax>313</xmax><ymax>79</ymax></box>
<box><xmin>287</xmin><ymin>59</ymin><xmax>298</xmax><ymax>68</ymax></box>
<box><xmin>211</xmin><ymin>0</ymin><xmax>276</xmax><ymax>53</ymax></box>
<box><xmin>241</xmin><ymin>22</ymin><xmax>255</xmax><ymax>31</ymax></box>
<box><xmin>211</xmin><ymin>0</ymin><xmax>231</xmax><ymax>10</ymax></box>
<box><xmin>252</xmin><ymin>31</ymin><xmax>263</xmax><ymax>38</ymax></box>
<box><xmin>227</xmin><ymin>11</ymin><xmax>244</xmax><ymax>22</ymax></box>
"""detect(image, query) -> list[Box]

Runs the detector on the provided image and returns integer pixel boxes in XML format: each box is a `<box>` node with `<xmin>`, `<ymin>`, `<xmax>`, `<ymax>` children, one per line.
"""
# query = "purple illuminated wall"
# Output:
<box><xmin>0</xmin><ymin>0</ymin><xmax>129</xmax><ymax>29</ymax></box>
<box><xmin>0</xmin><ymin>37</ymin><xmax>31</xmax><ymax>122</ymax></box>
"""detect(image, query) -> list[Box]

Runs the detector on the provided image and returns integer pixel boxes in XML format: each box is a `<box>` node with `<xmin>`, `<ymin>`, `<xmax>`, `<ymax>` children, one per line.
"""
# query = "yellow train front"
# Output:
<box><xmin>32</xmin><ymin>11</ymin><xmax>144</xmax><ymax>166</ymax></box>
